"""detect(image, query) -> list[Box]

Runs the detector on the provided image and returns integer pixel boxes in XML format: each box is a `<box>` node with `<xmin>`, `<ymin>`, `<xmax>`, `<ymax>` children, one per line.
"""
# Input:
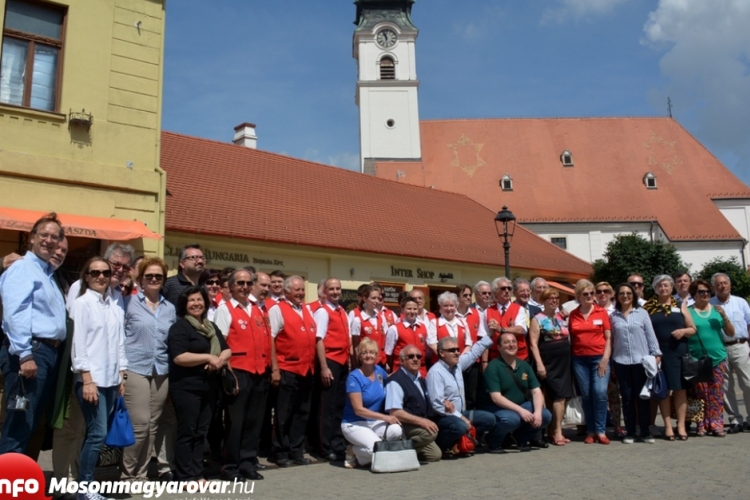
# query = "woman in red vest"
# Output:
<box><xmin>350</xmin><ymin>284</ymin><xmax>387</xmax><ymax>367</ymax></box>
<box><xmin>385</xmin><ymin>296</ymin><xmax>428</xmax><ymax>376</ymax></box>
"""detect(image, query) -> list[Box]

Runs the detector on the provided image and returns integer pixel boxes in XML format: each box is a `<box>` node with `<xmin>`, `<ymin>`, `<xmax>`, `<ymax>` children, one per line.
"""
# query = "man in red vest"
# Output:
<box><xmin>214</xmin><ymin>269</ymin><xmax>270</xmax><ymax>481</ymax></box>
<box><xmin>310</xmin><ymin>278</ymin><xmax>351</xmax><ymax>462</ymax></box>
<box><xmin>479</xmin><ymin>277</ymin><xmax>528</xmax><ymax>362</ymax></box>
<box><xmin>268</xmin><ymin>276</ymin><xmax>317</xmax><ymax>467</ymax></box>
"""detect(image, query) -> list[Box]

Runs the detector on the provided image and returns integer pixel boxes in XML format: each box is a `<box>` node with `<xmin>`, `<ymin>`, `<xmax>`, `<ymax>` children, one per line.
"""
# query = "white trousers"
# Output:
<box><xmin>341</xmin><ymin>420</ymin><xmax>403</xmax><ymax>466</ymax></box>
<box><xmin>723</xmin><ymin>341</ymin><xmax>750</xmax><ymax>424</ymax></box>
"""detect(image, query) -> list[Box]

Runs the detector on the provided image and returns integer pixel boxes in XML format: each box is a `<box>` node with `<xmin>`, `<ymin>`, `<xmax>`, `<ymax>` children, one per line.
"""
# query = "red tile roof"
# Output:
<box><xmin>375</xmin><ymin>117</ymin><xmax>750</xmax><ymax>241</ymax></box>
<box><xmin>161</xmin><ymin>131</ymin><xmax>592</xmax><ymax>277</ymax></box>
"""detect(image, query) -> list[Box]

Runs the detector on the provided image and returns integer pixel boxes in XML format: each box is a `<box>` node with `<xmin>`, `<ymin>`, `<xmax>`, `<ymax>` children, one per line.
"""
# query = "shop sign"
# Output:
<box><xmin>382</xmin><ymin>284</ymin><xmax>404</xmax><ymax>304</ymax></box>
<box><xmin>165</xmin><ymin>244</ymin><xmax>284</xmax><ymax>266</ymax></box>
<box><xmin>390</xmin><ymin>266</ymin><xmax>450</xmax><ymax>280</ymax></box>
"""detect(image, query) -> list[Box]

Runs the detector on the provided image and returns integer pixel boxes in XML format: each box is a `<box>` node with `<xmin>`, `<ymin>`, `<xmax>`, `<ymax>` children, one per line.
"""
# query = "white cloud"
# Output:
<box><xmin>643</xmin><ymin>0</ymin><xmax>750</xmax><ymax>183</ymax></box>
<box><xmin>542</xmin><ymin>0</ymin><xmax>628</xmax><ymax>23</ymax></box>
<box><xmin>452</xmin><ymin>6</ymin><xmax>506</xmax><ymax>41</ymax></box>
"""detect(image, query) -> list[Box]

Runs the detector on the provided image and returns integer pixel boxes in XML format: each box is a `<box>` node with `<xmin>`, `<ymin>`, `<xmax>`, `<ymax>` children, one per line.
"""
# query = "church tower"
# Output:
<box><xmin>353</xmin><ymin>0</ymin><xmax>422</xmax><ymax>173</ymax></box>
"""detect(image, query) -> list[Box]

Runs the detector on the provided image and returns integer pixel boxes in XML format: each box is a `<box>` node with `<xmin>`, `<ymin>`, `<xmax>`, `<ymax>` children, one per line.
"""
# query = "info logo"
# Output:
<box><xmin>0</xmin><ymin>453</ymin><xmax>49</xmax><ymax>500</ymax></box>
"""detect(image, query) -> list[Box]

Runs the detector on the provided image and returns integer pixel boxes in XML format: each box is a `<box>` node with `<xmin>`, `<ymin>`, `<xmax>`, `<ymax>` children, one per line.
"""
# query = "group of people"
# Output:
<box><xmin>2</xmin><ymin>213</ymin><xmax>750</xmax><ymax>496</ymax></box>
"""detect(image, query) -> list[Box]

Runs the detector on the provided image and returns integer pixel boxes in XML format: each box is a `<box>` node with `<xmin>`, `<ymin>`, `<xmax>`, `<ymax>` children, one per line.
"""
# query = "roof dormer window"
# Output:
<box><xmin>644</xmin><ymin>171</ymin><xmax>657</xmax><ymax>189</ymax></box>
<box><xmin>561</xmin><ymin>150</ymin><xmax>574</xmax><ymax>167</ymax></box>
<box><xmin>380</xmin><ymin>56</ymin><xmax>395</xmax><ymax>80</ymax></box>
<box><xmin>500</xmin><ymin>173</ymin><xmax>513</xmax><ymax>191</ymax></box>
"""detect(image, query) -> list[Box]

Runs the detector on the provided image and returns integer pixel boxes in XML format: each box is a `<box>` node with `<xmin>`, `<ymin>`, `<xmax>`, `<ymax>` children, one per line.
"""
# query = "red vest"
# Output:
<box><xmin>307</xmin><ymin>300</ymin><xmax>323</xmax><ymax>314</ymax></box>
<box><xmin>353</xmin><ymin>308</ymin><xmax>387</xmax><ymax>365</ymax></box>
<box><xmin>436</xmin><ymin>318</ymin><xmax>468</xmax><ymax>347</ymax></box>
<box><xmin>275</xmin><ymin>301</ymin><xmax>317</xmax><ymax>376</ymax></box>
<box><xmin>225</xmin><ymin>301</ymin><xmax>270</xmax><ymax>375</ymax></box>
<box><xmin>380</xmin><ymin>307</ymin><xmax>397</xmax><ymax>328</ymax></box>
<box><xmin>486</xmin><ymin>302</ymin><xmax>527</xmax><ymax>361</ymax></box>
<box><xmin>461</xmin><ymin>309</ymin><xmax>482</xmax><ymax>364</ymax></box>
<box><xmin>320</xmin><ymin>303</ymin><xmax>350</xmax><ymax>365</ymax></box>
<box><xmin>392</xmin><ymin>322</ymin><xmax>427</xmax><ymax>377</ymax></box>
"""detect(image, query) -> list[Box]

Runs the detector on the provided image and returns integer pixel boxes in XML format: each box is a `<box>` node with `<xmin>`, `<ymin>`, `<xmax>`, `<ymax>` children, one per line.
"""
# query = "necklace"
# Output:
<box><xmin>694</xmin><ymin>305</ymin><xmax>711</xmax><ymax>318</ymax></box>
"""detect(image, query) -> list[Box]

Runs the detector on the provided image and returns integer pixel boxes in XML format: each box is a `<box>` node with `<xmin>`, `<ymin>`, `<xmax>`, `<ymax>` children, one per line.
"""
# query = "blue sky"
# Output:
<box><xmin>162</xmin><ymin>0</ymin><xmax>750</xmax><ymax>186</ymax></box>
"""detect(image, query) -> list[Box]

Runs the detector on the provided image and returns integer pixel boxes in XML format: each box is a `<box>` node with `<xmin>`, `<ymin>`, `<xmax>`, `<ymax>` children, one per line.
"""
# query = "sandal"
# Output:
<box><xmin>663</xmin><ymin>434</ymin><xmax>675</xmax><ymax>441</ymax></box>
<box><xmin>677</xmin><ymin>434</ymin><xmax>688</xmax><ymax>441</ymax></box>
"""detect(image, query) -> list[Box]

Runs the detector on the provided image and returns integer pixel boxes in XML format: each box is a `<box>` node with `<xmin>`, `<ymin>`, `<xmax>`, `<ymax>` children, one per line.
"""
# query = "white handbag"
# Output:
<box><xmin>370</xmin><ymin>425</ymin><xmax>420</xmax><ymax>473</ymax></box>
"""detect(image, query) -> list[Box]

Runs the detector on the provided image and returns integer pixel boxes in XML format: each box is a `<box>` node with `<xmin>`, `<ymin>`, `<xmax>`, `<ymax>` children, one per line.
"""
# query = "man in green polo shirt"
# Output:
<box><xmin>483</xmin><ymin>332</ymin><xmax>551</xmax><ymax>452</ymax></box>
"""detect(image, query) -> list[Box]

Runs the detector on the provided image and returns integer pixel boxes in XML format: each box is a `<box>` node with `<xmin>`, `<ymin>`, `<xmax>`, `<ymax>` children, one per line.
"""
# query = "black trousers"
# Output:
<box><xmin>309</xmin><ymin>359</ymin><xmax>348</xmax><ymax>457</ymax></box>
<box><xmin>273</xmin><ymin>370</ymin><xmax>313</xmax><ymax>460</ymax></box>
<box><xmin>463</xmin><ymin>363</ymin><xmax>481</xmax><ymax>410</ymax></box>
<box><xmin>224</xmin><ymin>370</ymin><xmax>270</xmax><ymax>475</ymax></box>
<box><xmin>207</xmin><ymin>389</ymin><xmax>226</xmax><ymax>460</ymax></box>
<box><xmin>171</xmin><ymin>387</ymin><xmax>214</xmax><ymax>480</ymax></box>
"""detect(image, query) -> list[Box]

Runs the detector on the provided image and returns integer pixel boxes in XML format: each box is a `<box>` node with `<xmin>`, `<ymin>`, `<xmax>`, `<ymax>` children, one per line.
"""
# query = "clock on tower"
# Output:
<box><xmin>353</xmin><ymin>0</ymin><xmax>422</xmax><ymax>173</ymax></box>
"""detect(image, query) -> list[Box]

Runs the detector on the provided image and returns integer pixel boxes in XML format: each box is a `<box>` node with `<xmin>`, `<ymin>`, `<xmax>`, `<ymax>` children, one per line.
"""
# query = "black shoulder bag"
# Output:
<box><xmin>680</xmin><ymin>326</ymin><xmax>714</xmax><ymax>385</ymax></box>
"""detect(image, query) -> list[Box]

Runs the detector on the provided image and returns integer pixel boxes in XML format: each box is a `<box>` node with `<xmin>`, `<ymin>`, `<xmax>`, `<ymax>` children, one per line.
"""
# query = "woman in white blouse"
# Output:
<box><xmin>72</xmin><ymin>257</ymin><xmax>127</xmax><ymax>497</ymax></box>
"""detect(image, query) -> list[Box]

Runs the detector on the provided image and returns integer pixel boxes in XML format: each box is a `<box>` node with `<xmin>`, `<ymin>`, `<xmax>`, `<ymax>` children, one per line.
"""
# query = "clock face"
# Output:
<box><xmin>376</xmin><ymin>29</ymin><xmax>397</xmax><ymax>48</ymax></box>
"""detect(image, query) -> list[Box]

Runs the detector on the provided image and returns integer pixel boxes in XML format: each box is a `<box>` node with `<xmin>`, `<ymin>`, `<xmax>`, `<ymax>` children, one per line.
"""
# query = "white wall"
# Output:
<box><xmin>715</xmin><ymin>199</ymin><xmax>750</xmax><ymax>267</ymax></box>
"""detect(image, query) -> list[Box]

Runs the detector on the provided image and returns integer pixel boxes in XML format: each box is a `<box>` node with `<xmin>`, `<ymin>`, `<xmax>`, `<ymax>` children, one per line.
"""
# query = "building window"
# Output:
<box><xmin>644</xmin><ymin>171</ymin><xmax>657</xmax><ymax>189</ymax></box>
<box><xmin>380</xmin><ymin>56</ymin><xmax>395</xmax><ymax>80</ymax></box>
<box><xmin>551</xmin><ymin>237</ymin><xmax>567</xmax><ymax>250</ymax></box>
<box><xmin>0</xmin><ymin>0</ymin><xmax>65</xmax><ymax>112</ymax></box>
<box><xmin>500</xmin><ymin>173</ymin><xmax>513</xmax><ymax>191</ymax></box>
<box><xmin>561</xmin><ymin>150</ymin><xmax>574</xmax><ymax>166</ymax></box>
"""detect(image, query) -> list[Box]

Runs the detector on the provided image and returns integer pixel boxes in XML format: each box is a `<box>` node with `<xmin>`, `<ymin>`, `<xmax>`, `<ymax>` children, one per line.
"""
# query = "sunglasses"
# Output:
<box><xmin>628</xmin><ymin>282</ymin><xmax>644</xmax><ymax>288</ymax></box>
<box><xmin>144</xmin><ymin>273</ymin><xmax>164</xmax><ymax>282</ymax></box>
<box><xmin>580</xmin><ymin>292</ymin><xmax>594</xmax><ymax>298</ymax></box>
<box><xmin>87</xmin><ymin>269</ymin><xmax>112</xmax><ymax>278</ymax></box>
<box><xmin>479</xmin><ymin>291</ymin><xmax>492</xmax><ymax>295</ymax></box>
<box><xmin>696</xmin><ymin>289</ymin><xmax>711</xmax><ymax>295</ymax></box>
<box><xmin>235</xmin><ymin>280</ymin><xmax>253</xmax><ymax>287</ymax></box>
<box><xmin>405</xmin><ymin>353</ymin><xmax>422</xmax><ymax>360</ymax></box>
<box><xmin>461</xmin><ymin>293</ymin><xmax>472</xmax><ymax>298</ymax></box>
<box><xmin>618</xmin><ymin>292</ymin><xmax>633</xmax><ymax>297</ymax></box>
<box><xmin>205</xmin><ymin>279</ymin><xmax>220</xmax><ymax>286</ymax></box>
<box><xmin>441</xmin><ymin>348</ymin><xmax>461</xmax><ymax>354</ymax></box>
<box><xmin>595</xmin><ymin>289</ymin><xmax>610</xmax><ymax>294</ymax></box>
<box><xmin>498</xmin><ymin>286</ymin><xmax>512</xmax><ymax>292</ymax></box>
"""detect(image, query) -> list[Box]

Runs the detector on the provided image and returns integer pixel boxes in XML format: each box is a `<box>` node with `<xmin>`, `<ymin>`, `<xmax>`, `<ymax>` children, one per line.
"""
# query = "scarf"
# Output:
<box><xmin>186</xmin><ymin>315</ymin><xmax>221</xmax><ymax>357</ymax></box>
<box><xmin>643</xmin><ymin>296</ymin><xmax>677</xmax><ymax>316</ymax></box>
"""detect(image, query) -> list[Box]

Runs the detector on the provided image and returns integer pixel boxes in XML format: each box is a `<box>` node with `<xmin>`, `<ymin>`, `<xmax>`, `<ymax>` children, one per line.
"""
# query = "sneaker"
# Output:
<box><xmin>622</xmin><ymin>437</ymin><xmax>634</xmax><ymax>444</ymax></box>
<box><xmin>642</xmin><ymin>435</ymin><xmax>656</xmax><ymax>444</ymax></box>
<box><xmin>343</xmin><ymin>445</ymin><xmax>357</xmax><ymax>469</ymax></box>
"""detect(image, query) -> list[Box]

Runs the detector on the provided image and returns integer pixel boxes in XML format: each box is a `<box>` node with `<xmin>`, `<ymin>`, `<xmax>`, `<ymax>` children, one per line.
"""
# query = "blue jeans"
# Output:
<box><xmin>434</xmin><ymin>410</ymin><xmax>496</xmax><ymax>451</ymax></box>
<box><xmin>485</xmin><ymin>401</ymin><xmax>552</xmax><ymax>449</ymax></box>
<box><xmin>76</xmin><ymin>383</ymin><xmax>118</xmax><ymax>482</ymax></box>
<box><xmin>572</xmin><ymin>355</ymin><xmax>610</xmax><ymax>435</ymax></box>
<box><xmin>0</xmin><ymin>340</ymin><xmax>60</xmax><ymax>454</ymax></box>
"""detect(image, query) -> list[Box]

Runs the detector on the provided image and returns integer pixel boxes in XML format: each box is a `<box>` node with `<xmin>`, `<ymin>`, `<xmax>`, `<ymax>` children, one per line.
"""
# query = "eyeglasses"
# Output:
<box><xmin>108</xmin><ymin>261</ymin><xmax>131</xmax><ymax>272</ymax></box>
<box><xmin>498</xmin><ymin>286</ymin><xmax>512</xmax><ymax>292</ymax></box>
<box><xmin>618</xmin><ymin>292</ymin><xmax>633</xmax><ymax>297</ymax></box>
<box><xmin>441</xmin><ymin>348</ymin><xmax>461</xmax><ymax>354</ymax></box>
<box><xmin>235</xmin><ymin>280</ymin><xmax>253</xmax><ymax>287</ymax></box>
<box><xmin>628</xmin><ymin>282</ymin><xmax>644</xmax><ymax>288</ymax></box>
<box><xmin>35</xmin><ymin>232</ymin><xmax>61</xmax><ymax>242</ymax></box>
<box><xmin>361</xmin><ymin>350</ymin><xmax>378</xmax><ymax>356</ymax></box>
<box><xmin>87</xmin><ymin>270</ymin><xmax>112</xmax><ymax>278</ymax></box>
<box><xmin>696</xmin><ymin>289</ymin><xmax>711</xmax><ymax>296</ymax></box>
<box><xmin>143</xmin><ymin>273</ymin><xmax>164</xmax><ymax>282</ymax></box>
<box><xmin>405</xmin><ymin>353</ymin><xmax>423</xmax><ymax>360</ymax></box>
<box><xmin>183</xmin><ymin>255</ymin><xmax>205</xmax><ymax>262</ymax></box>
<box><xmin>580</xmin><ymin>292</ymin><xmax>594</xmax><ymax>298</ymax></box>
<box><xmin>547</xmin><ymin>297</ymin><xmax>560</xmax><ymax>302</ymax></box>
<box><xmin>596</xmin><ymin>289</ymin><xmax>610</xmax><ymax>295</ymax></box>
<box><xmin>205</xmin><ymin>279</ymin><xmax>220</xmax><ymax>286</ymax></box>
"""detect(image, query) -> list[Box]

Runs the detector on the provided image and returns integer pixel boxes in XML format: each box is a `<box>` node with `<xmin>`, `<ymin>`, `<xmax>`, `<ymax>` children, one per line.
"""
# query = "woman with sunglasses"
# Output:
<box><xmin>341</xmin><ymin>338</ymin><xmax>402</xmax><ymax>469</ymax></box>
<box><xmin>595</xmin><ymin>282</ymin><xmax>615</xmax><ymax>314</ymax></box>
<box><xmin>201</xmin><ymin>269</ymin><xmax>222</xmax><ymax>322</ymax></box>
<box><xmin>568</xmin><ymin>280</ymin><xmax>612</xmax><ymax>444</ymax></box>
<box><xmin>687</xmin><ymin>279</ymin><xmax>735</xmax><ymax>437</ymax></box>
<box><xmin>643</xmin><ymin>274</ymin><xmax>696</xmax><ymax>440</ymax></box>
<box><xmin>71</xmin><ymin>257</ymin><xmax>127</xmax><ymax>496</ymax></box>
<box><xmin>610</xmin><ymin>283</ymin><xmax>662</xmax><ymax>444</ymax></box>
<box><xmin>529</xmin><ymin>288</ymin><xmax>572</xmax><ymax>445</ymax></box>
<box><xmin>120</xmin><ymin>257</ymin><xmax>176</xmax><ymax>481</ymax></box>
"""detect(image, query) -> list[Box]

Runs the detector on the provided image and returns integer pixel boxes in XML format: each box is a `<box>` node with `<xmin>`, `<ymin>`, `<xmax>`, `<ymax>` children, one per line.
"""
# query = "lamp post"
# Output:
<box><xmin>494</xmin><ymin>206</ymin><xmax>516</xmax><ymax>279</ymax></box>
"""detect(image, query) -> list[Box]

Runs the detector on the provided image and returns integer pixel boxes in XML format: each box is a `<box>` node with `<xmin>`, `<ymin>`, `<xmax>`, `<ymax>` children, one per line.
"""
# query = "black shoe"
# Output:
<box><xmin>240</xmin><ymin>470</ymin><xmax>264</xmax><ymax>480</ymax></box>
<box><xmin>292</xmin><ymin>457</ymin><xmax>312</xmax><ymax>466</ymax></box>
<box><xmin>727</xmin><ymin>423</ymin><xmax>742</xmax><ymax>434</ymax></box>
<box><xmin>487</xmin><ymin>447</ymin><xmax>506</xmax><ymax>454</ymax></box>
<box><xmin>158</xmin><ymin>471</ymin><xmax>174</xmax><ymax>482</ymax></box>
<box><xmin>321</xmin><ymin>452</ymin><xmax>338</xmax><ymax>462</ymax></box>
<box><xmin>249</xmin><ymin>459</ymin><xmax>268</xmax><ymax>471</ymax></box>
<box><xmin>275</xmin><ymin>458</ymin><xmax>294</xmax><ymax>468</ymax></box>
<box><xmin>221</xmin><ymin>472</ymin><xmax>244</xmax><ymax>482</ymax></box>
<box><xmin>519</xmin><ymin>444</ymin><xmax>532</xmax><ymax>452</ymax></box>
<box><xmin>501</xmin><ymin>434</ymin><xmax>517</xmax><ymax>449</ymax></box>
<box><xmin>743</xmin><ymin>421</ymin><xmax>750</xmax><ymax>432</ymax></box>
<box><xmin>530</xmin><ymin>438</ymin><xmax>549</xmax><ymax>449</ymax></box>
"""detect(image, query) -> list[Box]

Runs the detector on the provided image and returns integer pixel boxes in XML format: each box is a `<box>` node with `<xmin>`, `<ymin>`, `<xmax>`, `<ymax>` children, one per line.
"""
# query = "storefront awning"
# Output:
<box><xmin>547</xmin><ymin>280</ymin><xmax>575</xmax><ymax>295</ymax></box>
<box><xmin>0</xmin><ymin>207</ymin><xmax>162</xmax><ymax>241</ymax></box>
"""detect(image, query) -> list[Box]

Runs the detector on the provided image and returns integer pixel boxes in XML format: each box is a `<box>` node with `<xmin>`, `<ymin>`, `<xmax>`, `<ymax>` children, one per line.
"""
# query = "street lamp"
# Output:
<box><xmin>494</xmin><ymin>205</ymin><xmax>516</xmax><ymax>278</ymax></box>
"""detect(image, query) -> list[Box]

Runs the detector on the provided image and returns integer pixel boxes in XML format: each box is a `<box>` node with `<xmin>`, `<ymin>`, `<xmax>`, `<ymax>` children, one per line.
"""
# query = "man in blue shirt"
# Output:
<box><xmin>710</xmin><ymin>273</ymin><xmax>750</xmax><ymax>433</ymax></box>
<box><xmin>0</xmin><ymin>213</ymin><xmax>67</xmax><ymax>454</ymax></box>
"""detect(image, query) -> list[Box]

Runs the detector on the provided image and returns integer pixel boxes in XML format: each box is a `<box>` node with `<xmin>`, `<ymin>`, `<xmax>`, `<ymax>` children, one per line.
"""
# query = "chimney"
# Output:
<box><xmin>233</xmin><ymin>122</ymin><xmax>257</xmax><ymax>149</ymax></box>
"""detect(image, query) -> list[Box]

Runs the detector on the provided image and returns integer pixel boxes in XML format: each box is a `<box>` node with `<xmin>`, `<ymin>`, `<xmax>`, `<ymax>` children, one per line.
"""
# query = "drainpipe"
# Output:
<box><xmin>741</xmin><ymin>239</ymin><xmax>748</xmax><ymax>270</ymax></box>
<box><xmin>649</xmin><ymin>221</ymin><xmax>655</xmax><ymax>243</ymax></box>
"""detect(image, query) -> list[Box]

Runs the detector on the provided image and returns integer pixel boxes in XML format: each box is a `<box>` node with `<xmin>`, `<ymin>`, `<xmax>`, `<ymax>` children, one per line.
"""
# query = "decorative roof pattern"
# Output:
<box><xmin>161</xmin><ymin>131</ymin><xmax>592</xmax><ymax>277</ymax></box>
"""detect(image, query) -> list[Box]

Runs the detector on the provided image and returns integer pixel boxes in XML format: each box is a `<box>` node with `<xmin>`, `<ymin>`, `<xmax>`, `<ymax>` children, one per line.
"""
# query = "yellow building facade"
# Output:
<box><xmin>0</xmin><ymin>0</ymin><xmax>165</xmax><ymax>266</ymax></box>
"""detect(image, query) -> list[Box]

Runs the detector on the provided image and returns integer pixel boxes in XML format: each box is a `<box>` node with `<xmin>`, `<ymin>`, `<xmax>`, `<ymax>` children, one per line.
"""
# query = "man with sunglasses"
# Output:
<box><xmin>426</xmin><ymin>334</ymin><xmax>496</xmax><ymax>456</ymax></box>
<box><xmin>384</xmin><ymin>345</ymin><xmax>441</xmax><ymax>462</ymax></box>
<box><xmin>215</xmin><ymin>269</ymin><xmax>270</xmax><ymax>481</ymax></box>
<box><xmin>479</xmin><ymin>277</ymin><xmax>528</xmax><ymax>362</ymax></box>
<box><xmin>163</xmin><ymin>244</ymin><xmax>205</xmax><ymax>306</ymax></box>
<box><xmin>0</xmin><ymin>213</ymin><xmax>67</xmax><ymax>454</ymax></box>
<box><xmin>627</xmin><ymin>274</ymin><xmax>647</xmax><ymax>307</ymax></box>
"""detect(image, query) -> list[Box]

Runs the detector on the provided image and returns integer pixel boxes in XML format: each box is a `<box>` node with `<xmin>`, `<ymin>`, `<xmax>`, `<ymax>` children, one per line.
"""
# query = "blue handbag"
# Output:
<box><xmin>105</xmin><ymin>394</ymin><xmax>135</xmax><ymax>448</ymax></box>
<box><xmin>652</xmin><ymin>370</ymin><xmax>669</xmax><ymax>401</ymax></box>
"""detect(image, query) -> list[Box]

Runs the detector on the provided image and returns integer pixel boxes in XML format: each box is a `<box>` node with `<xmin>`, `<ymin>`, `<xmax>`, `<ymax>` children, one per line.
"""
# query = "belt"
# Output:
<box><xmin>724</xmin><ymin>338</ymin><xmax>748</xmax><ymax>346</ymax></box>
<box><xmin>32</xmin><ymin>337</ymin><xmax>62</xmax><ymax>348</ymax></box>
